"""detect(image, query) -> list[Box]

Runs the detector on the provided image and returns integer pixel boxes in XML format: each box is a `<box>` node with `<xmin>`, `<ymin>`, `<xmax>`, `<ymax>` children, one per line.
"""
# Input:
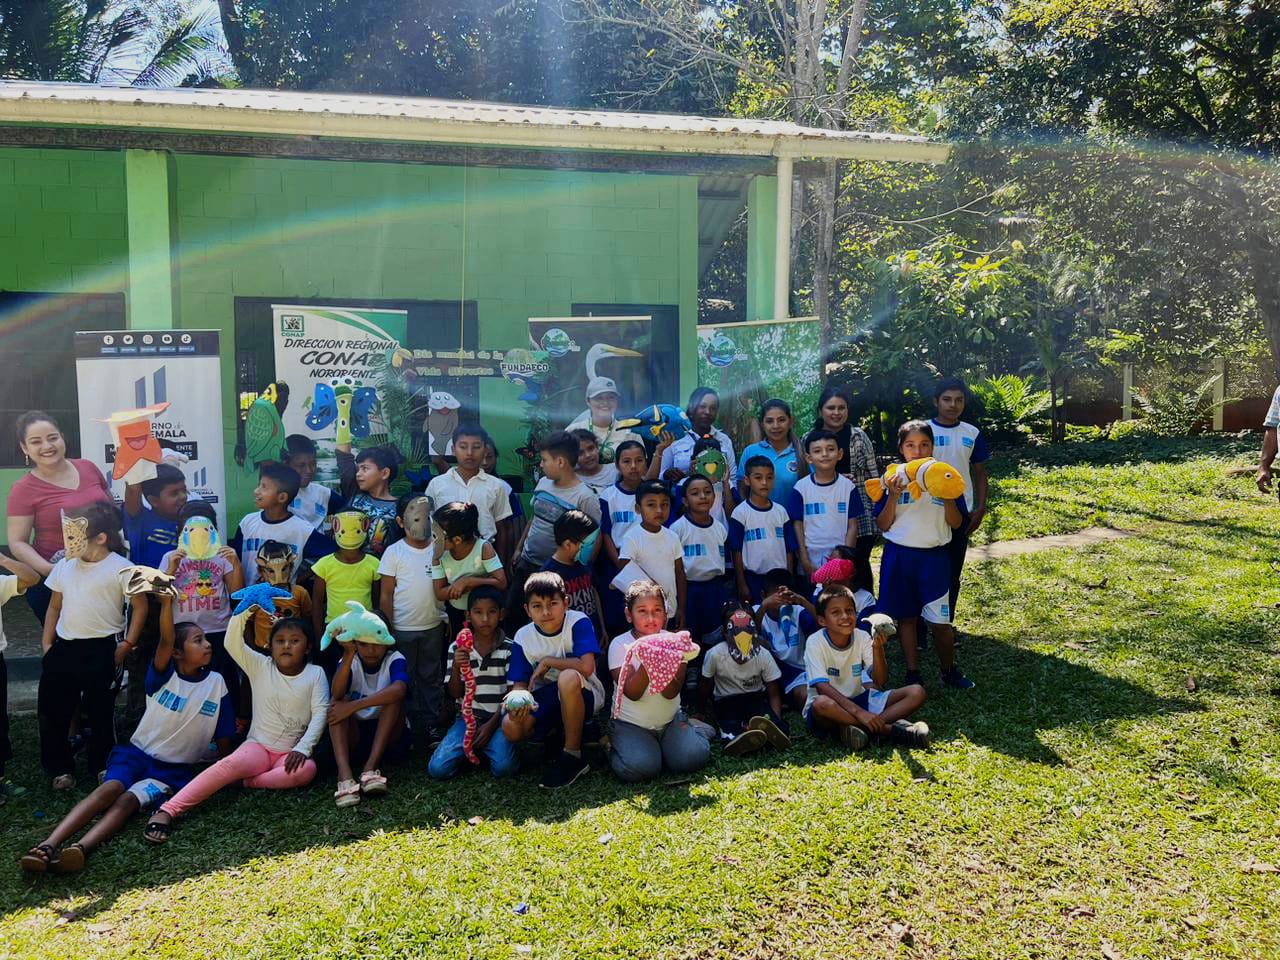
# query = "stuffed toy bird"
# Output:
<box><xmin>865</xmin><ymin>457</ymin><xmax>965</xmax><ymax>504</ymax></box>
<box><xmin>615</xmin><ymin>404</ymin><xmax>693</xmax><ymax>442</ymax></box>
<box><xmin>611</xmin><ymin>631</ymin><xmax>699</xmax><ymax>719</ymax></box>
<box><xmin>243</xmin><ymin>382</ymin><xmax>289</xmax><ymax>468</ymax></box>
<box><xmin>321</xmin><ymin>600</ymin><xmax>394</xmax><ymax>651</ymax></box>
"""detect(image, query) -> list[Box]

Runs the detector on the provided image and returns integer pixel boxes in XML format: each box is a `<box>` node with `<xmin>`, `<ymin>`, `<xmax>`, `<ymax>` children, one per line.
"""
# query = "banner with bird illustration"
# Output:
<box><xmin>270</xmin><ymin>304</ymin><xmax>408</xmax><ymax>485</ymax></box>
<box><xmin>697</xmin><ymin>317</ymin><xmax>822</xmax><ymax>447</ymax></box>
<box><xmin>74</xmin><ymin>329</ymin><xmax>227</xmax><ymax>532</ymax></box>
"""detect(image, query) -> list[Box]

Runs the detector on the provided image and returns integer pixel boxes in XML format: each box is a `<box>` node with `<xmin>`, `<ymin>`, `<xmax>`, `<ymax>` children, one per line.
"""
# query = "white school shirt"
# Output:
<box><xmin>609</xmin><ymin>632</ymin><xmax>682</xmax><ymax>731</ymax></box>
<box><xmin>291</xmin><ymin>483</ymin><xmax>342</xmax><ymax>532</ymax></box>
<box><xmin>377</xmin><ymin>539</ymin><xmax>444</xmax><ymax>631</ymax></box>
<box><xmin>787</xmin><ymin>474</ymin><xmax>859</xmax><ymax>570</ymax></box>
<box><xmin>576</xmin><ymin>463</ymin><xmax>618</xmax><ymax>497</ymax></box>
<box><xmin>426</xmin><ymin>468</ymin><xmax>513</xmax><ymax>542</ymax></box>
<box><xmin>755</xmin><ymin>603</ymin><xmax>808</xmax><ymax>670</ymax></box>
<box><xmin>509</xmin><ymin>609</ymin><xmax>606</xmax><ymax>710</ymax></box>
<box><xmin>225</xmin><ymin>612</ymin><xmax>330</xmax><ymax>756</ymax></box>
<box><xmin>45</xmin><ymin>553</ymin><xmax>132</xmax><ymax>639</ymax></box>
<box><xmin>928</xmin><ymin>419</ymin><xmax>990</xmax><ymax>512</ymax></box>
<box><xmin>877</xmin><ymin>487</ymin><xmax>952</xmax><ymax>550</ymax></box>
<box><xmin>131</xmin><ymin>662</ymin><xmax>234</xmax><ymax>764</ymax></box>
<box><xmin>659</xmin><ymin>427</ymin><xmax>738</xmax><ymax>483</ymax></box>
<box><xmin>600</xmin><ymin>482</ymin><xmax>641</xmax><ymax>549</ymax></box>
<box><xmin>700</xmin><ymin>640</ymin><xmax>781</xmax><ymax>698</ymax></box>
<box><xmin>618</xmin><ymin>524</ymin><xmax>683</xmax><ymax>619</ymax></box>
<box><xmin>235</xmin><ymin>511</ymin><xmax>318</xmax><ymax>585</ymax></box>
<box><xmin>0</xmin><ymin>574</ymin><xmax>21</xmax><ymax>654</ymax></box>
<box><xmin>728</xmin><ymin>500</ymin><xmax>794</xmax><ymax>576</ymax></box>
<box><xmin>803</xmin><ymin>627</ymin><xmax>874</xmax><ymax>712</ymax></box>
<box><xmin>670</xmin><ymin>515</ymin><xmax>727</xmax><ymax>581</ymax></box>
<box><xmin>347</xmin><ymin>649</ymin><xmax>409</xmax><ymax>720</ymax></box>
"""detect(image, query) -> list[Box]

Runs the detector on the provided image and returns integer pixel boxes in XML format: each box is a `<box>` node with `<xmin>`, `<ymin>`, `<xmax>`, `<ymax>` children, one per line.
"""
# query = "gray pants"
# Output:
<box><xmin>609</xmin><ymin>715</ymin><xmax>711</xmax><ymax>782</ymax></box>
<box><xmin>395</xmin><ymin>625</ymin><xmax>447</xmax><ymax>735</ymax></box>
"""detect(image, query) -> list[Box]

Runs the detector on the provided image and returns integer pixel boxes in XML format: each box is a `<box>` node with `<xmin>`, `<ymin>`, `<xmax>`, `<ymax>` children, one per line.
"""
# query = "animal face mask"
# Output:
<box><xmin>180</xmin><ymin>516</ymin><xmax>220</xmax><ymax>561</ymax></box>
<box><xmin>119</xmin><ymin>565</ymin><xmax>179</xmax><ymax>599</ymax></box>
<box><xmin>255</xmin><ymin>541</ymin><xmax>296</xmax><ymax>587</ymax></box>
<box><xmin>726</xmin><ymin>609</ymin><xmax>759</xmax><ymax>664</ymax></box>
<box><xmin>332</xmin><ymin>511</ymin><xmax>370</xmax><ymax>550</ymax></box>
<box><xmin>61</xmin><ymin>512</ymin><xmax>89</xmax><ymax>560</ymax></box>
<box><xmin>401</xmin><ymin>496</ymin><xmax>432</xmax><ymax>541</ymax></box>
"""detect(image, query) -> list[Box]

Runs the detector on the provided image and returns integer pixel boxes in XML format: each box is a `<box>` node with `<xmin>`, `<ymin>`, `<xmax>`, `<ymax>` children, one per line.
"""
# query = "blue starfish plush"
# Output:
<box><xmin>230</xmin><ymin>582</ymin><xmax>293</xmax><ymax>616</ymax></box>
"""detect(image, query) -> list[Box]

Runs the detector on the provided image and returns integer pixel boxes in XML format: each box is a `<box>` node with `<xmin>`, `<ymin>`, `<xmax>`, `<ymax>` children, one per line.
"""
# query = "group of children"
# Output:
<box><xmin>13</xmin><ymin>376</ymin><xmax>990</xmax><ymax>874</ymax></box>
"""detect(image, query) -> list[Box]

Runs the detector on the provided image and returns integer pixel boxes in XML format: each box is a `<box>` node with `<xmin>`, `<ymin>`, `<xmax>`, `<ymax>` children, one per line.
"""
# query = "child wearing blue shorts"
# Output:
<box><xmin>873</xmin><ymin>420</ymin><xmax>975</xmax><ymax>689</ymax></box>
<box><xmin>502</xmin><ymin>572</ymin><xmax>606</xmax><ymax>789</ymax></box>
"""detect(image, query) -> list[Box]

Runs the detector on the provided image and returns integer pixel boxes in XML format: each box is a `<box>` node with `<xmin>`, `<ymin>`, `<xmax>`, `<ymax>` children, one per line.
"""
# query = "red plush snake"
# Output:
<box><xmin>455</xmin><ymin>624</ymin><xmax>480</xmax><ymax>765</ymax></box>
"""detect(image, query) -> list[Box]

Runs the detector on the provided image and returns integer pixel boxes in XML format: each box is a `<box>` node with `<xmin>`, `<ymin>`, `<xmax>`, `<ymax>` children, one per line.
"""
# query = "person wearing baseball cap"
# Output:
<box><xmin>567</xmin><ymin>377</ymin><xmax>642</xmax><ymax>463</ymax></box>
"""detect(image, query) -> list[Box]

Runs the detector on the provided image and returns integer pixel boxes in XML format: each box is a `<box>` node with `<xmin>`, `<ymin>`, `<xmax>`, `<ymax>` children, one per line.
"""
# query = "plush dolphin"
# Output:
<box><xmin>865</xmin><ymin>457</ymin><xmax>965</xmax><ymax>504</ymax></box>
<box><xmin>863</xmin><ymin>612</ymin><xmax>897</xmax><ymax>639</ymax></box>
<box><xmin>320</xmin><ymin>600</ymin><xmax>394</xmax><ymax>651</ymax></box>
<box><xmin>615</xmin><ymin>404</ymin><xmax>693</xmax><ymax>442</ymax></box>
<box><xmin>230</xmin><ymin>582</ymin><xmax>294</xmax><ymax>616</ymax></box>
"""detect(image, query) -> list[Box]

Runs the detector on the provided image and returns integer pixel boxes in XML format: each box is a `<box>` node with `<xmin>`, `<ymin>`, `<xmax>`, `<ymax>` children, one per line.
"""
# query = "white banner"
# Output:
<box><xmin>75</xmin><ymin>329</ymin><xmax>228</xmax><ymax>533</ymax></box>
<box><xmin>270</xmin><ymin>303</ymin><xmax>407</xmax><ymax>485</ymax></box>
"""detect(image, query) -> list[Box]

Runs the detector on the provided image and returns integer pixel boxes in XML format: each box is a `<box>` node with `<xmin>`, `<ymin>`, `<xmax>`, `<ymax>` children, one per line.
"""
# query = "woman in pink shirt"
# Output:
<box><xmin>5</xmin><ymin>411</ymin><xmax>111</xmax><ymax>622</ymax></box>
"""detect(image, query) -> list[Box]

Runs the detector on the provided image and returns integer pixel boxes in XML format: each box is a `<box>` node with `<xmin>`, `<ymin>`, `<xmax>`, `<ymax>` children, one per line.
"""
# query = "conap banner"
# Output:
<box><xmin>271</xmin><ymin>303</ymin><xmax>406</xmax><ymax>485</ymax></box>
<box><xmin>697</xmin><ymin>317</ymin><xmax>823</xmax><ymax>445</ymax></box>
<box><xmin>75</xmin><ymin>329</ymin><xmax>228</xmax><ymax>532</ymax></box>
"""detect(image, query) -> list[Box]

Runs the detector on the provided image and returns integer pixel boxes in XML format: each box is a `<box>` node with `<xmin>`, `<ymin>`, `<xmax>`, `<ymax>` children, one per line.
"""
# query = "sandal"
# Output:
<box><xmin>359</xmin><ymin>770</ymin><xmax>387</xmax><ymax>796</ymax></box>
<box><xmin>143</xmin><ymin>813</ymin><xmax>173</xmax><ymax>845</ymax></box>
<box><xmin>334</xmin><ymin>779</ymin><xmax>361</xmax><ymax>808</ymax></box>
<box><xmin>50</xmin><ymin>843</ymin><xmax>85</xmax><ymax>874</ymax></box>
<box><xmin>19</xmin><ymin>843</ymin><xmax>56</xmax><ymax>873</ymax></box>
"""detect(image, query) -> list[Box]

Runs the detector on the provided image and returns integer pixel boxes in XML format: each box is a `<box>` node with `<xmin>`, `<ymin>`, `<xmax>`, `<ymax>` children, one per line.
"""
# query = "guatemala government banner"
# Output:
<box><xmin>271</xmin><ymin>304</ymin><xmax>408</xmax><ymax>485</ymax></box>
<box><xmin>697</xmin><ymin>317</ymin><xmax>823</xmax><ymax>446</ymax></box>
<box><xmin>75</xmin><ymin>329</ymin><xmax>228</xmax><ymax>532</ymax></box>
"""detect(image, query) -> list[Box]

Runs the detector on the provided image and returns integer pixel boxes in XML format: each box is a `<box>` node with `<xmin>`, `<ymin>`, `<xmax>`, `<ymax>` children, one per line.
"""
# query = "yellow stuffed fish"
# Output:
<box><xmin>865</xmin><ymin>457</ymin><xmax>966</xmax><ymax>504</ymax></box>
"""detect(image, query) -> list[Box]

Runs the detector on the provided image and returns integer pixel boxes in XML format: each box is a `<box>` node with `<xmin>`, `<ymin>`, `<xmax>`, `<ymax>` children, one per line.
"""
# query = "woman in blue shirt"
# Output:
<box><xmin>738</xmin><ymin>398</ymin><xmax>804</xmax><ymax>508</ymax></box>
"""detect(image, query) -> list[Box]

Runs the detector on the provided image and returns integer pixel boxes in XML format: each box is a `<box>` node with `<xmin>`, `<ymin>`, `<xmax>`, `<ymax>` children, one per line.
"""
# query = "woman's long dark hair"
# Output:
<box><xmin>813</xmin><ymin>386</ymin><xmax>854</xmax><ymax>472</ymax></box>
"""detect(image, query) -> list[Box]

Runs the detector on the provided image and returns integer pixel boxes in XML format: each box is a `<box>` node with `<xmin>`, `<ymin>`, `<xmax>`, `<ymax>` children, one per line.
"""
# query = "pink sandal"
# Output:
<box><xmin>359</xmin><ymin>770</ymin><xmax>387</xmax><ymax>796</ymax></box>
<box><xmin>334</xmin><ymin>779</ymin><xmax>360</xmax><ymax>808</ymax></box>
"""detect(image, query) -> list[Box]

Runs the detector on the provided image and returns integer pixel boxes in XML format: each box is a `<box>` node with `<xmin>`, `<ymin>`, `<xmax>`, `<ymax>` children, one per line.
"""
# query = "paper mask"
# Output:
<box><xmin>61</xmin><ymin>512</ymin><xmax>89</xmax><ymax>560</ymax></box>
<box><xmin>98</xmin><ymin>402</ymin><xmax>170</xmax><ymax>484</ymax></box>
<box><xmin>730</xmin><ymin>629</ymin><xmax>759</xmax><ymax>664</ymax></box>
<box><xmin>332</xmin><ymin>511</ymin><xmax>370</xmax><ymax>550</ymax></box>
<box><xmin>255</xmin><ymin>540</ymin><xmax>296</xmax><ymax>587</ymax></box>
<box><xmin>401</xmin><ymin>496</ymin><xmax>432</xmax><ymax>541</ymax></box>
<box><xmin>119</xmin><ymin>565</ymin><xmax>179</xmax><ymax>599</ymax></box>
<box><xmin>692</xmin><ymin>447</ymin><xmax>728</xmax><ymax>483</ymax></box>
<box><xmin>306</xmin><ymin>379</ymin><xmax>376</xmax><ymax>446</ymax></box>
<box><xmin>180</xmin><ymin>516</ymin><xmax>220</xmax><ymax>561</ymax></box>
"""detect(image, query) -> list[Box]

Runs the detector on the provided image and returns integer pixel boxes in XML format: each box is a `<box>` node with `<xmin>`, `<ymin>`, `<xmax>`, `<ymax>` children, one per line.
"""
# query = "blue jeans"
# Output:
<box><xmin>427</xmin><ymin>715</ymin><xmax>519</xmax><ymax>780</ymax></box>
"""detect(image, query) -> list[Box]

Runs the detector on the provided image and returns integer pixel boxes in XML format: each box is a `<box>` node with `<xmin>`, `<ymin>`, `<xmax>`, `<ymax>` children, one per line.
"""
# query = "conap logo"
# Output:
<box><xmin>539</xmin><ymin>328</ymin><xmax>575</xmax><ymax>358</ymax></box>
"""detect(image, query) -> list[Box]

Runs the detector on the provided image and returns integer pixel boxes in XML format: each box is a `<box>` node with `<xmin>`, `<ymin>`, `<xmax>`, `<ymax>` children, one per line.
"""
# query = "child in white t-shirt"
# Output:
<box><xmin>616</xmin><ymin>481</ymin><xmax>686</xmax><ymax>629</ymax></box>
<box><xmin>327</xmin><ymin>627</ymin><xmax>410</xmax><ymax>808</ymax></box>
<box><xmin>572</xmin><ymin>429</ymin><xmax>619</xmax><ymax>496</ymax></box>
<box><xmin>728</xmin><ymin>456</ymin><xmax>797</xmax><ymax>604</ymax></box>
<box><xmin>803</xmin><ymin>585</ymin><xmax>928</xmax><ymax>750</ymax></box>
<box><xmin>788</xmin><ymin>429</ymin><xmax>862</xmax><ymax>578</ymax></box>
<box><xmin>699</xmin><ymin>604</ymin><xmax>788</xmax><ymax>756</ymax></box>
<box><xmin>0</xmin><ymin>552</ymin><xmax>39</xmax><ymax>798</ymax></box>
<box><xmin>670</xmin><ymin>474</ymin><xmax>729</xmax><ymax>648</ymax></box>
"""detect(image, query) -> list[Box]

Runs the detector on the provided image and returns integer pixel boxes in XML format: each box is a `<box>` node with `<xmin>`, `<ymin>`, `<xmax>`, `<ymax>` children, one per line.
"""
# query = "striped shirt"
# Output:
<box><xmin>444</xmin><ymin>634</ymin><xmax>511</xmax><ymax>721</ymax></box>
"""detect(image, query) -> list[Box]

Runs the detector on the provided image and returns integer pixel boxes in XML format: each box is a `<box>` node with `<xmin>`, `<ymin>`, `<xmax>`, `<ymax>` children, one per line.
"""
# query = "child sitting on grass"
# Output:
<box><xmin>699</xmin><ymin>603</ymin><xmax>789</xmax><ymax>756</ymax></box>
<box><xmin>328</xmin><ymin>622</ymin><xmax>409</xmax><ymax>808</ymax></box>
<box><xmin>803</xmin><ymin>585</ymin><xmax>929</xmax><ymax>750</ymax></box>
<box><xmin>754</xmin><ymin>569</ymin><xmax>818</xmax><ymax>714</ymax></box>
<box><xmin>502</xmin><ymin>572</ymin><xmax>605</xmax><ymax>789</ymax></box>
<box><xmin>429</xmin><ymin>586</ymin><xmax>518</xmax><ymax>780</ymax></box>
<box><xmin>607</xmin><ymin>581</ymin><xmax>710</xmax><ymax>782</ymax></box>
<box><xmin>542</xmin><ymin>509</ymin><xmax>605</xmax><ymax>641</ymax></box>
<box><xmin>143</xmin><ymin>609</ymin><xmax>329</xmax><ymax>844</ymax></box>
<box><xmin>22</xmin><ymin>594</ymin><xmax>235</xmax><ymax>873</ymax></box>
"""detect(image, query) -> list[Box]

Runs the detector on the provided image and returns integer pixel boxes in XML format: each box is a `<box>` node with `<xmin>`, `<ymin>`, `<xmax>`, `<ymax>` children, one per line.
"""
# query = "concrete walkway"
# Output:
<box><xmin>966</xmin><ymin>526</ymin><xmax>1132</xmax><ymax>562</ymax></box>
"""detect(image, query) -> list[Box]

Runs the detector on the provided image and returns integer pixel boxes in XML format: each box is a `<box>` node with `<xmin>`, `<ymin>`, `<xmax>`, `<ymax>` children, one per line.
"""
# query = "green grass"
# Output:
<box><xmin>3</xmin><ymin>436</ymin><xmax>1278</xmax><ymax>959</ymax></box>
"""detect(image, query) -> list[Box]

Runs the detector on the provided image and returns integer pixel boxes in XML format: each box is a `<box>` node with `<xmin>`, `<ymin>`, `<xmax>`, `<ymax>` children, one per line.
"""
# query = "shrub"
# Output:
<box><xmin>969</xmin><ymin>374</ymin><xmax>1051</xmax><ymax>443</ymax></box>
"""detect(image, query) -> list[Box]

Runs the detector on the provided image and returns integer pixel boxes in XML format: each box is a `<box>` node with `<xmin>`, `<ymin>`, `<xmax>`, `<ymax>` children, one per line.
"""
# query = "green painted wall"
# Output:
<box><xmin>0</xmin><ymin>147</ymin><xmax>129</xmax><ymax>525</ymax></box>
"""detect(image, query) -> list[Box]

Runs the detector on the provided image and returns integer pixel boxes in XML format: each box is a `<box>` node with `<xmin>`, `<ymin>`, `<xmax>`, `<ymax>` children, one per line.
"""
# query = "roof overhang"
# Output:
<box><xmin>0</xmin><ymin>82</ymin><xmax>951</xmax><ymax>166</ymax></box>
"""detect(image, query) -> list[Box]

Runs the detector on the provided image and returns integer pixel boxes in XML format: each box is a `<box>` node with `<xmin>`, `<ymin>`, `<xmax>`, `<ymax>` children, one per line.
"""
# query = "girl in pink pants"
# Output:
<box><xmin>144</xmin><ymin>607</ymin><xmax>329</xmax><ymax>843</ymax></box>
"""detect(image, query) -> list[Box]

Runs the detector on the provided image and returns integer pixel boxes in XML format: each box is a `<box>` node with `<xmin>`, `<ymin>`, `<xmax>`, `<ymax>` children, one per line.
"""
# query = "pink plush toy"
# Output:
<box><xmin>811</xmin><ymin>557</ymin><xmax>855</xmax><ymax>586</ymax></box>
<box><xmin>611</xmin><ymin>631</ymin><xmax>699</xmax><ymax>719</ymax></box>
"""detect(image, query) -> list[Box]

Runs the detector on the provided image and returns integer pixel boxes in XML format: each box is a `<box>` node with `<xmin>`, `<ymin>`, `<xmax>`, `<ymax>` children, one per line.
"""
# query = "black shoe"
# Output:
<box><xmin>942</xmin><ymin>668</ymin><xmax>975</xmax><ymax>690</ymax></box>
<box><xmin>539</xmin><ymin>752</ymin><xmax>590</xmax><ymax>789</ymax></box>
<box><xmin>905</xmin><ymin>670</ymin><xmax>924</xmax><ymax>687</ymax></box>
<box><xmin>887</xmin><ymin>719</ymin><xmax>932</xmax><ymax>748</ymax></box>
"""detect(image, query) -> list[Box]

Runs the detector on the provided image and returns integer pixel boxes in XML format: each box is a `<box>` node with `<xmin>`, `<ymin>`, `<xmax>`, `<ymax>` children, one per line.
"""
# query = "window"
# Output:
<box><xmin>0</xmin><ymin>292</ymin><xmax>126</xmax><ymax>467</ymax></box>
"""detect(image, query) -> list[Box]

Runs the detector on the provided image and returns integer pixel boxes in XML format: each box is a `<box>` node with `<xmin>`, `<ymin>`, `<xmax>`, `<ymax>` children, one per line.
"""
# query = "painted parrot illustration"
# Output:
<box><xmin>240</xmin><ymin>382</ymin><xmax>289</xmax><ymax>468</ymax></box>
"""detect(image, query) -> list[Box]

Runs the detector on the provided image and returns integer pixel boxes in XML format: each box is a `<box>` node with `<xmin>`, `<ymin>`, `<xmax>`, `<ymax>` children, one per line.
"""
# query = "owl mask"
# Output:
<box><xmin>332</xmin><ymin>511</ymin><xmax>370</xmax><ymax>550</ymax></box>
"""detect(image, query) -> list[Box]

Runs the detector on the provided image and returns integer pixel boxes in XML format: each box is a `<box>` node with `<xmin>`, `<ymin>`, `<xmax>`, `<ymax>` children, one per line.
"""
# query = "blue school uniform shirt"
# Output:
<box><xmin>739</xmin><ymin>440</ymin><xmax>802</xmax><ymax>508</ymax></box>
<box><xmin>509</xmin><ymin>609</ymin><xmax>607</xmax><ymax>706</ymax></box>
<box><xmin>132</xmin><ymin>661</ymin><xmax>236</xmax><ymax>764</ymax></box>
<box><xmin>786</xmin><ymin>474</ymin><xmax>862</xmax><ymax>569</ymax></box>
<box><xmin>727</xmin><ymin>499</ymin><xmax>797</xmax><ymax>575</ymax></box>
<box><xmin>929</xmin><ymin>419</ymin><xmax>989</xmax><ymax>513</ymax></box>
<box><xmin>123</xmin><ymin>507</ymin><xmax>180</xmax><ymax>569</ymax></box>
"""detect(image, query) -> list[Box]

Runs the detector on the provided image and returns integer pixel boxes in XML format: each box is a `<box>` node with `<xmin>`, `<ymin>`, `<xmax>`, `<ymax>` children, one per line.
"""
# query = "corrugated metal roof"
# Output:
<box><xmin>0</xmin><ymin>82</ymin><xmax>950</xmax><ymax>164</ymax></box>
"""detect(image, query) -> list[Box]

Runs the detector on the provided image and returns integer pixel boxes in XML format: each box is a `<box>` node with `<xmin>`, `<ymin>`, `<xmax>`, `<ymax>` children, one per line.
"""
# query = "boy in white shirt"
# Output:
<box><xmin>285</xmin><ymin>434</ymin><xmax>345</xmax><ymax>532</ymax></box>
<box><xmin>931</xmin><ymin>377</ymin><xmax>991</xmax><ymax>612</ymax></box>
<box><xmin>616</xmin><ymin>481</ymin><xmax>686</xmax><ymax>629</ymax></box>
<box><xmin>728</xmin><ymin>456</ymin><xmax>797</xmax><ymax>603</ymax></box>
<box><xmin>699</xmin><ymin>605</ymin><xmax>788</xmax><ymax>756</ymax></box>
<box><xmin>788</xmin><ymin>429</ymin><xmax>862</xmax><ymax>578</ymax></box>
<box><xmin>426</xmin><ymin>424</ymin><xmax>513</xmax><ymax>560</ymax></box>
<box><xmin>230</xmin><ymin>464</ymin><xmax>329</xmax><ymax>585</ymax></box>
<box><xmin>0</xmin><ymin>553</ymin><xmax>39</xmax><ymax>798</ymax></box>
<box><xmin>804</xmin><ymin>585</ymin><xmax>929</xmax><ymax>750</ymax></box>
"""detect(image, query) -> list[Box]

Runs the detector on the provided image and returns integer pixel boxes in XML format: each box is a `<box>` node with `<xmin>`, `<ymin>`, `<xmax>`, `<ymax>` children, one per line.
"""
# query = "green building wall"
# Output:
<box><xmin>0</xmin><ymin>145</ymin><xmax>702</xmax><ymax>525</ymax></box>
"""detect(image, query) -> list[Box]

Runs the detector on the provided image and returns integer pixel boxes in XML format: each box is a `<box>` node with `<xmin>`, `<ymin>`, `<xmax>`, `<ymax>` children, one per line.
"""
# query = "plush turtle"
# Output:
<box><xmin>320</xmin><ymin>600</ymin><xmax>393</xmax><ymax>651</ymax></box>
<box><xmin>865</xmin><ymin>457</ymin><xmax>965</xmax><ymax>504</ymax></box>
<box><xmin>501</xmin><ymin>689</ymin><xmax>538</xmax><ymax>714</ymax></box>
<box><xmin>230</xmin><ymin>582</ymin><xmax>294</xmax><ymax>617</ymax></box>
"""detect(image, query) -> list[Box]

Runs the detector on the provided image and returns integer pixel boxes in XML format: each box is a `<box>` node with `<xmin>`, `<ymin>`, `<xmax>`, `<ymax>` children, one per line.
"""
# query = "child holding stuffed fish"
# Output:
<box><xmin>312</xmin><ymin>511</ymin><xmax>382</xmax><ymax>667</ymax></box>
<box><xmin>429</xmin><ymin>586</ymin><xmax>518</xmax><ymax>780</ymax></box>
<box><xmin>872</xmin><ymin>420</ymin><xmax>974</xmax><ymax>689</ymax></box>
<box><xmin>327</xmin><ymin>611</ymin><xmax>410</xmax><ymax>808</ymax></box>
<box><xmin>607</xmin><ymin>581</ymin><xmax>710</xmax><ymax>782</ymax></box>
<box><xmin>22</xmin><ymin>593</ymin><xmax>235</xmax><ymax>872</ymax></box>
<box><xmin>39</xmin><ymin>503</ymin><xmax>144</xmax><ymax>789</ymax></box>
<box><xmin>142</xmin><ymin>607</ymin><xmax>328</xmax><ymax>843</ymax></box>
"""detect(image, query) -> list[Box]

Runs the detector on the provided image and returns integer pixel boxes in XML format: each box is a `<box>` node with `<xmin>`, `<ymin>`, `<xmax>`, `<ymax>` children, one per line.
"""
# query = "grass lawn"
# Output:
<box><xmin>3</xmin><ymin>436</ymin><xmax>1278</xmax><ymax>959</ymax></box>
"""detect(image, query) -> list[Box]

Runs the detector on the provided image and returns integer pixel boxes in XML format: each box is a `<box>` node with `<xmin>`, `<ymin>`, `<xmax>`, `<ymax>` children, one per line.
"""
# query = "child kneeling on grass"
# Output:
<box><xmin>143</xmin><ymin>608</ymin><xmax>329</xmax><ymax>844</ymax></box>
<box><xmin>607</xmin><ymin>581</ymin><xmax>710</xmax><ymax>782</ymax></box>
<box><xmin>502</xmin><ymin>572</ymin><xmax>605</xmax><ymax>789</ymax></box>
<box><xmin>429</xmin><ymin>586</ymin><xmax>518</xmax><ymax>780</ymax></box>
<box><xmin>699</xmin><ymin>603</ymin><xmax>790</xmax><ymax>757</ymax></box>
<box><xmin>804</xmin><ymin>585</ymin><xmax>930</xmax><ymax>750</ymax></box>
<box><xmin>22</xmin><ymin>594</ymin><xmax>235</xmax><ymax>873</ymax></box>
<box><xmin>328</xmin><ymin>618</ymin><xmax>410</xmax><ymax>808</ymax></box>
